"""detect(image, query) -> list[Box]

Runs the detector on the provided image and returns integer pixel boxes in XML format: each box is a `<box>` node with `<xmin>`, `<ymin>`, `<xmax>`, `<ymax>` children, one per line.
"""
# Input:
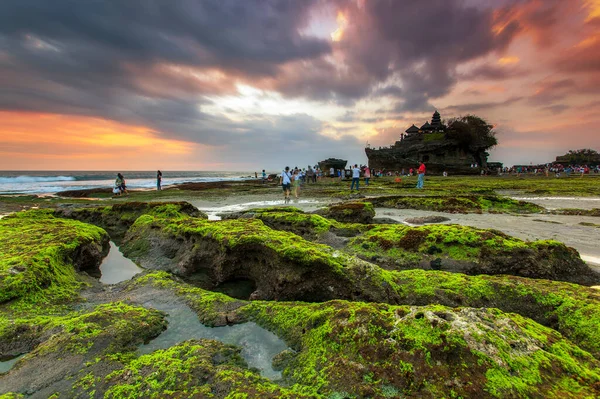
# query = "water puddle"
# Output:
<box><xmin>0</xmin><ymin>354</ymin><xmax>25</xmax><ymax>374</ymax></box>
<box><xmin>99</xmin><ymin>242</ymin><xmax>143</xmax><ymax>284</ymax></box>
<box><xmin>138</xmin><ymin>300</ymin><xmax>288</xmax><ymax>380</ymax></box>
<box><xmin>199</xmin><ymin>199</ymin><xmax>325</xmax><ymax>220</ymax></box>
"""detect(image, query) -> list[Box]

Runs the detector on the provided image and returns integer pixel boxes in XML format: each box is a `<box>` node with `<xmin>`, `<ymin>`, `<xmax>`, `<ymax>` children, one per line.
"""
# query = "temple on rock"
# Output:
<box><xmin>365</xmin><ymin>110</ymin><xmax>489</xmax><ymax>174</ymax></box>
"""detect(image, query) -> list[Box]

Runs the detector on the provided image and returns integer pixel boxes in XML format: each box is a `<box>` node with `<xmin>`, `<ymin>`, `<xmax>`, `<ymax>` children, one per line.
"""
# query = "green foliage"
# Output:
<box><xmin>0</xmin><ymin>210</ymin><xmax>108</xmax><ymax>307</ymax></box>
<box><xmin>424</xmin><ymin>132</ymin><xmax>445</xmax><ymax>142</ymax></box>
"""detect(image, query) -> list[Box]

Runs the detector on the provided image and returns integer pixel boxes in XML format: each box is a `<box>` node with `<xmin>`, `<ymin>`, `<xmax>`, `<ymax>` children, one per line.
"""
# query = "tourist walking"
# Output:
<box><xmin>416</xmin><ymin>162</ymin><xmax>426</xmax><ymax>189</ymax></box>
<box><xmin>364</xmin><ymin>166</ymin><xmax>371</xmax><ymax>186</ymax></box>
<box><xmin>156</xmin><ymin>170</ymin><xmax>162</xmax><ymax>191</ymax></box>
<box><xmin>280</xmin><ymin>166</ymin><xmax>292</xmax><ymax>203</ymax></box>
<box><xmin>350</xmin><ymin>164</ymin><xmax>360</xmax><ymax>191</ymax></box>
<box><xmin>262</xmin><ymin>169</ymin><xmax>267</xmax><ymax>184</ymax></box>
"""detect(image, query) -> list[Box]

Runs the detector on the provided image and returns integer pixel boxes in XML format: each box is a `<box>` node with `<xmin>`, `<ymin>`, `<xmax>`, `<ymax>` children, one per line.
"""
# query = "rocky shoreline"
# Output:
<box><xmin>2</xmin><ymin>176</ymin><xmax>600</xmax><ymax>397</ymax></box>
<box><xmin>1</xmin><ymin>198</ymin><xmax>600</xmax><ymax>398</ymax></box>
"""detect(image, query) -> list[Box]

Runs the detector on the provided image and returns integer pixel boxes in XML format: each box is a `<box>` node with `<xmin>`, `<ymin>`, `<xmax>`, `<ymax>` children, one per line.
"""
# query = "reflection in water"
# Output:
<box><xmin>138</xmin><ymin>301</ymin><xmax>288</xmax><ymax>380</ymax></box>
<box><xmin>0</xmin><ymin>354</ymin><xmax>25</xmax><ymax>373</ymax></box>
<box><xmin>99</xmin><ymin>242</ymin><xmax>143</xmax><ymax>284</ymax></box>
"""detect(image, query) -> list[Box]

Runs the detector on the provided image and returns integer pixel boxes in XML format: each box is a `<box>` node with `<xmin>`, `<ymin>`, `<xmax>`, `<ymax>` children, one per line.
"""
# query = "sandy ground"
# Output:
<box><xmin>510</xmin><ymin>196</ymin><xmax>600</xmax><ymax>210</ymax></box>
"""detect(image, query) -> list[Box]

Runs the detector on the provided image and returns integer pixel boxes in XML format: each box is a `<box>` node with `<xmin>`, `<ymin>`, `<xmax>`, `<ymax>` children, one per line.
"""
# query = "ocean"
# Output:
<box><xmin>0</xmin><ymin>171</ymin><xmax>257</xmax><ymax>195</ymax></box>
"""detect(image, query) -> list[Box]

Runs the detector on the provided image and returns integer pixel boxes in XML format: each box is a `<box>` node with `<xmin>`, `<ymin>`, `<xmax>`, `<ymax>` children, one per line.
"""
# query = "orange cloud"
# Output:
<box><xmin>498</xmin><ymin>56</ymin><xmax>520</xmax><ymax>65</ymax></box>
<box><xmin>0</xmin><ymin>111</ymin><xmax>198</xmax><ymax>170</ymax></box>
<box><xmin>583</xmin><ymin>0</ymin><xmax>600</xmax><ymax>23</ymax></box>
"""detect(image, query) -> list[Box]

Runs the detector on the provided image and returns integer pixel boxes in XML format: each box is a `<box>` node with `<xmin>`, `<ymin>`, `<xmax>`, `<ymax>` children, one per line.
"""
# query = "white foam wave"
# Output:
<box><xmin>0</xmin><ymin>175</ymin><xmax>76</xmax><ymax>184</ymax></box>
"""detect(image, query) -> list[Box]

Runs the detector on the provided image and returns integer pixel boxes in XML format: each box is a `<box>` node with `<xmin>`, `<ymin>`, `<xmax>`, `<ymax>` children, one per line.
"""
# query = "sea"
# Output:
<box><xmin>0</xmin><ymin>171</ymin><xmax>256</xmax><ymax>195</ymax></box>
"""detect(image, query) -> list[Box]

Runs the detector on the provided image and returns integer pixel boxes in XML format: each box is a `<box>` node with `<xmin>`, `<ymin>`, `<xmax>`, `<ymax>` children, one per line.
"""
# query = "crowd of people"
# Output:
<box><xmin>278</xmin><ymin>162</ymin><xmax>429</xmax><ymax>201</ymax></box>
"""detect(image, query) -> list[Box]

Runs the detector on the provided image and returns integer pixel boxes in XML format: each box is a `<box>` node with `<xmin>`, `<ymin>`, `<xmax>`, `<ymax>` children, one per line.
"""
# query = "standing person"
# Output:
<box><xmin>350</xmin><ymin>164</ymin><xmax>360</xmax><ymax>191</ymax></box>
<box><xmin>329</xmin><ymin>167</ymin><xmax>335</xmax><ymax>179</ymax></box>
<box><xmin>156</xmin><ymin>170</ymin><xmax>162</xmax><ymax>191</ymax></box>
<box><xmin>416</xmin><ymin>162</ymin><xmax>426</xmax><ymax>189</ymax></box>
<box><xmin>364</xmin><ymin>166</ymin><xmax>371</xmax><ymax>186</ymax></box>
<box><xmin>255</xmin><ymin>171</ymin><xmax>258</xmax><ymax>179</ymax></box>
<box><xmin>262</xmin><ymin>169</ymin><xmax>267</xmax><ymax>184</ymax></box>
<box><xmin>280</xmin><ymin>166</ymin><xmax>292</xmax><ymax>203</ymax></box>
<box><xmin>292</xmin><ymin>169</ymin><xmax>301</xmax><ymax>199</ymax></box>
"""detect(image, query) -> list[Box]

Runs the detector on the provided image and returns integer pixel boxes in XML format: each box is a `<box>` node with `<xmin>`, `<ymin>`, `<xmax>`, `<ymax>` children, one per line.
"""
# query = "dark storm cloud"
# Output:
<box><xmin>0</xmin><ymin>0</ymin><xmax>334</xmax><ymax>147</ymax></box>
<box><xmin>263</xmin><ymin>0</ymin><xmax>522</xmax><ymax>107</ymax></box>
<box><xmin>0</xmin><ymin>0</ymin><xmax>528</xmax><ymax>151</ymax></box>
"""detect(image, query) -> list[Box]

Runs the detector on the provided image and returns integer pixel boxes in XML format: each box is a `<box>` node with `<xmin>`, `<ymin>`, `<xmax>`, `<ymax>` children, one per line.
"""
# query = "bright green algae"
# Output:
<box><xmin>101</xmin><ymin>340</ymin><xmax>311</xmax><ymax>399</ymax></box>
<box><xmin>0</xmin><ymin>210</ymin><xmax>108</xmax><ymax>306</ymax></box>
<box><xmin>349</xmin><ymin>223</ymin><xmax>545</xmax><ymax>263</ymax></box>
<box><xmin>126</xmin><ymin>213</ymin><xmax>349</xmax><ymax>273</ymax></box>
<box><xmin>368</xmin><ymin>195</ymin><xmax>545</xmax><ymax>214</ymax></box>
<box><xmin>243</xmin><ymin>301</ymin><xmax>600</xmax><ymax>398</ymax></box>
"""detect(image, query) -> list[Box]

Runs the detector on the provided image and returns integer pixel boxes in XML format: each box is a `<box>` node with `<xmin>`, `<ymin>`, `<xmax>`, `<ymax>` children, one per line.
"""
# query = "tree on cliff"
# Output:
<box><xmin>559</xmin><ymin>149</ymin><xmax>600</xmax><ymax>164</ymax></box>
<box><xmin>446</xmin><ymin>115</ymin><xmax>497</xmax><ymax>167</ymax></box>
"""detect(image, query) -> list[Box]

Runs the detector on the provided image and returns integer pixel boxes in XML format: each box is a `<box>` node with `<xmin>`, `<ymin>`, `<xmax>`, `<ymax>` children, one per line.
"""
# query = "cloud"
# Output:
<box><xmin>541</xmin><ymin>104</ymin><xmax>571</xmax><ymax>114</ymax></box>
<box><xmin>461</xmin><ymin>63</ymin><xmax>528</xmax><ymax>81</ymax></box>
<box><xmin>443</xmin><ymin>96</ymin><xmax>523</xmax><ymax>113</ymax></box>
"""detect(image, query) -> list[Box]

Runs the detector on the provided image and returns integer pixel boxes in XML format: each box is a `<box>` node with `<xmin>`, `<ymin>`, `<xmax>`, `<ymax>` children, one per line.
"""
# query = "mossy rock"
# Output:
<box><xmin>369</xmin><ymin>195</ymin><xmax>545</xmax><ymax>214</ymax></box>
<box><xmin>54</xmin><ymin>201</ymin><xmax>206</xmax><ymax>242</ymax></box>
<box><xmin>99</xmin><ymin>340</ymin><xmax>313</xmax><ymax>398</ymax></box>
<box><xmin>0</xmin><ymin>302</ymin><xmax>166</xmax><ymax>397</ymax></box>
<box><xmin>553</xmin><ymin>208</ymin><xmax>600</xmax><ymax>217</ymax></box>
<box><xmin>0</xmin><ymin>210</ymin><xmax>109</xmax><ymax>305</ymax></box>
<box><xmin>348</xmin><ymin>224</ymin><xmax>599</xmax><ymax>286</ymax></box>
<box><xmin>314</xmin><ymin>201</ymin><xmax>375</xmax><ymax>223</ymax></box>
<box><xmin>244</xmin><ymin>300</ymin><xmax>600</xmax><ymax>398</ymax></box>
<box><xmin>121</xmin><ymin>213</ymin><xmax>392</xmax><ymax>303</ymax></box>
<box><xmin>126</xmin><ymin>270</ymin><xmax>600</xmax><ymax>362</ymax></box>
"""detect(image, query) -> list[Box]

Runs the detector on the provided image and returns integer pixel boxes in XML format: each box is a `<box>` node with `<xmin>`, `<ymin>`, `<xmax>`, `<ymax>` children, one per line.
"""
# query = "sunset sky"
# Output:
<box><xmin>1</xmin><ymin>0</ymin><xmax>599</xmax><ymax>171</ymax></box>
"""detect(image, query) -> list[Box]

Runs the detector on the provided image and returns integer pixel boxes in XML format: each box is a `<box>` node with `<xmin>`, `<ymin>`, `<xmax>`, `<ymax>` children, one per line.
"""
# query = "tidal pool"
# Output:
<box><xmin>99</xmin><ymin>242</ymin><xmax>143</xmax><ymax>284</ymax></box>
<box><xmin>0</xmin><ymin>355</ymin><xmax>24</xmax><ymax>374</ymax></box>
<box><xmin>138</xmin><ymin>300</ymin><xmax>288</xmax><ymax>380</ymax></box>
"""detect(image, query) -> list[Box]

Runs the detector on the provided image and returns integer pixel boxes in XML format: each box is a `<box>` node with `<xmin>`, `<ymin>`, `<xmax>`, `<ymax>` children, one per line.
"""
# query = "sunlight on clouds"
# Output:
<box><xmin>498</xmin><ymin>56</ymin><xmax>520</xmax><ymax>65</ymax></box>
<box><xmin>0</xmin><ymin>112</ymin><xmax>192</xmax><ymax>155</ymax></box>
<box><xmin>576</xmin><ymin>34</ymin><xmax>599</xmax><ymax>48</ymax></box>
<box><xmin>583</xmin><ymin>0</ymin><xmax>600</xmax><ymax>22</ymax></box>
<box><xmin>205</xmin><ymin>84</ymin><xmax>342</xmax><ymax>122</ymax></box>
<box><xmin>331</xmin><ymin>11</ymin><xmax>348</xmax><ymax>42</ymax></box>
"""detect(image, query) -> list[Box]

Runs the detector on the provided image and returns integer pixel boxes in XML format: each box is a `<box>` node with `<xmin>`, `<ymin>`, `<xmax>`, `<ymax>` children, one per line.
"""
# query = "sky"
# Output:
<box><xmin>0</xmin><ymin>0</ymin><xmax>599</xmax><ymax>171</ymax></box>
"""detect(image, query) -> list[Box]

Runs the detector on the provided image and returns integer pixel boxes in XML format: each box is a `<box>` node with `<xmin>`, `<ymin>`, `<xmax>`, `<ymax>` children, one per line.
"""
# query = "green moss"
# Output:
<box><xmin>243</xmin><ymin>300</ymin><xmax>600</xmax><ymax>398</ymax></box>
<box><xmin>0</xmin><ymin>302</ymin><xmax>166</xmax><ymax>361</ymax></box>
<box><xmin>370</xmin><ymin>195</ymin><xmax>545</xmax><ymax>214</ymax></box>
<box><xmin>103</xmin><ymin>340</ymin><xmax>314</xmax><ymax>398</ymax></box>
<box><xmin>349</xmin><ymin>223</ymin><xmax>532</xmax><ymax>267</ymax></box>
<box><xmin>129</xmin><ymin>271</ymin><xmax>243</xmax><ymax>326</ymax></box>
<box><xmin>0</xmin><ymin>210</ymin><xmax>108</xmax><ymax>307</ymax></box>
<box><xmin>128</xmin><ymin>214</ymin><xmax>348</xmax><ymax>273</ymax></box>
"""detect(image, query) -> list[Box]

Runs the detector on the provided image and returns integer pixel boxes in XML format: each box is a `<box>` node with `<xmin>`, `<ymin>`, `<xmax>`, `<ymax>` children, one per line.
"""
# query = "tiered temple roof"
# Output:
<box><xmin>405</xmin><ymin>124</ymin><xmax>419</xmax><ymax>134</ymax></box>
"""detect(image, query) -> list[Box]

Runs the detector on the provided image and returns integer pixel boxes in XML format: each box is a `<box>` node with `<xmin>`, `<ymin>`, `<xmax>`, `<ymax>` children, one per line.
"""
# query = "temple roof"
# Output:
<box><xmin>405</xmin><ymin>124</ymin><xmax>419</xmax><ymax>133</ymax></box>
<box><xmin>420</xmin><ymin>121</ymin><xmax>432</xmax><ymax>130</ymax></box>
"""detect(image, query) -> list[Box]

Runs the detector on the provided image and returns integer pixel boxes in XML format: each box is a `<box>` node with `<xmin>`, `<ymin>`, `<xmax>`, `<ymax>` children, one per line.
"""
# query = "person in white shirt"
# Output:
<box><xmin>279</xmin><ymin>166</ymin><xmax>292</xmax><ymax>203</ymax></box>
<box><xmin>350</xmin><ymin>164</ymin><xmax>360</xmax><ymax>191</ymax></box>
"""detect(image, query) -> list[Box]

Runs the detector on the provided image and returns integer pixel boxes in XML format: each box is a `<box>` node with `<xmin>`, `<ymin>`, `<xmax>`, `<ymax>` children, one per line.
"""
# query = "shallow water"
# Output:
<box><xmin>99</xmin><ymin>242</ymin><xmax>143</xmax><ymax>284</ymax></box>
<box><xmin>0</xmin><ymin>355</ymin><xmax>24</xmax><ymax>374</ymax></box>
<box><xmin>138</xmin><ymin>300</ymin><xmax>288</xmax><ymax>380</ymax></box>
<box><xmin>198</xmin><ymin>198</ymin><xmax>326</xmax><ymax>220</ymax></box>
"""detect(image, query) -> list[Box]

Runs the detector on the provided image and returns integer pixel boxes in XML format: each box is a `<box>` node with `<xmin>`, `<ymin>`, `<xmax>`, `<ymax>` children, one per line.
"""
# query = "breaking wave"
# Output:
<box><xmin>0</xmin><ymin>176</ymin><xmax>77</xmax><ymax>184</ymax></box>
